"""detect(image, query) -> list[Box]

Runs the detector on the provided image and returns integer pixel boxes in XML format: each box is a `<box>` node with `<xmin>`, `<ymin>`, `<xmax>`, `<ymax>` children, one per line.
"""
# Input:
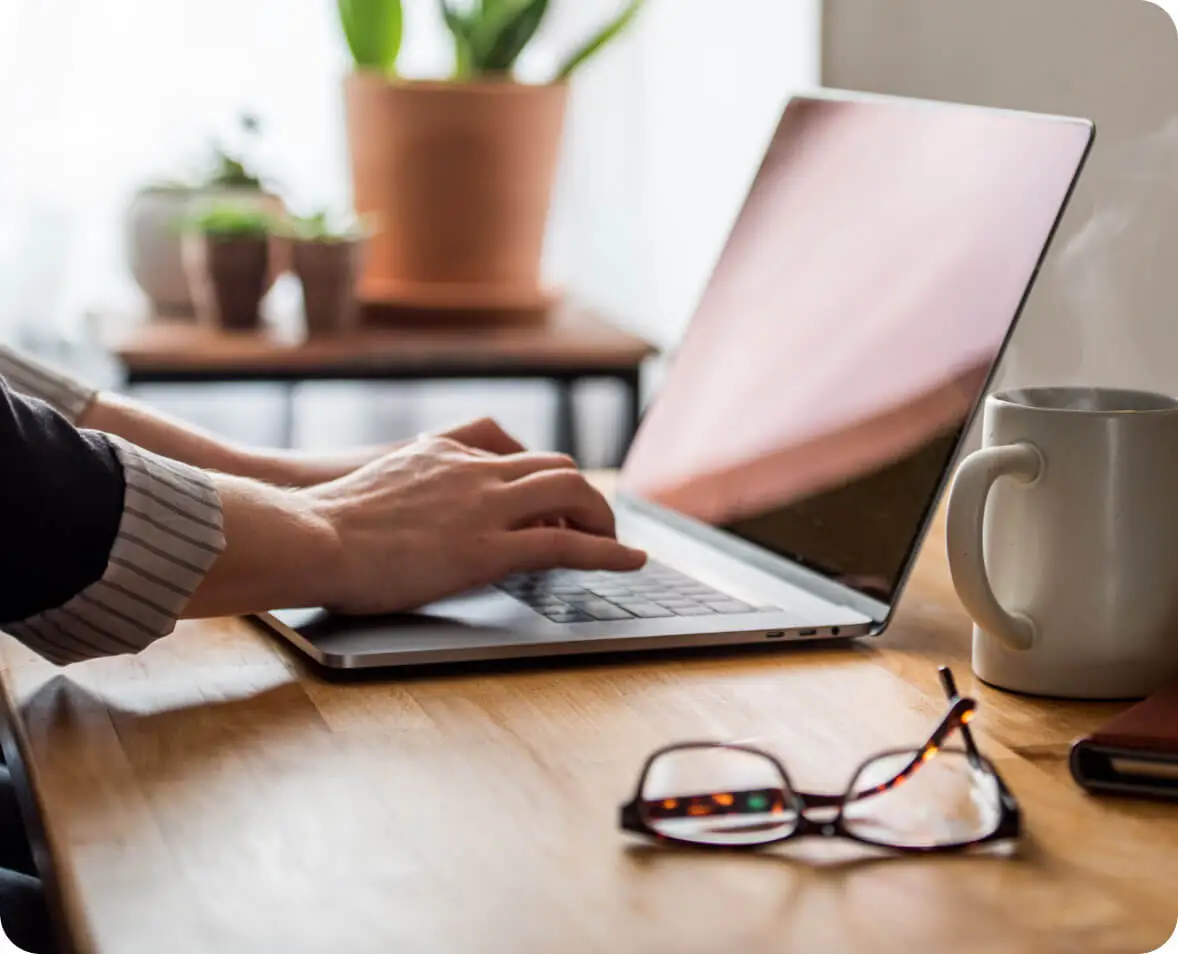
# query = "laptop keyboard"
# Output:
<box><xmin>496</xmin><ymin>562</ymin><xmax>765</xmax><ymax>624</ymax></box>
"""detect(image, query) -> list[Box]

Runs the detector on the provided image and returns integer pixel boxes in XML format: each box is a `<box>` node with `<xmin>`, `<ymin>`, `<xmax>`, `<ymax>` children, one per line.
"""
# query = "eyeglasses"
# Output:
<box><xmin>619</xmin><ymin>667</ymin><xmax>1020</xmax><ymax>854</ymax></box>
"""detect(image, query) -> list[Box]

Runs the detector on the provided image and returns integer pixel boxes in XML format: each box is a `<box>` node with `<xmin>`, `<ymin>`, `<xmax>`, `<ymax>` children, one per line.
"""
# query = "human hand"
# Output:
<box><xmin>298</xmin><ymin>434</ymin><xmax>646</xmax><ymax>615</ymax></box>
<box><xmin>253</xmin><ymin>417</ymin><xmax>529</xmax><ymax>487</ymax></box>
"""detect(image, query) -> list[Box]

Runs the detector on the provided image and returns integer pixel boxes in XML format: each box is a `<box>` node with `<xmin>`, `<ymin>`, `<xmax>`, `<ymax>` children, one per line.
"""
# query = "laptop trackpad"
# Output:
<box><xmin>266</xmin><ymin>589</ymin><xmax>546</xmax><ymax>656</ymax></box>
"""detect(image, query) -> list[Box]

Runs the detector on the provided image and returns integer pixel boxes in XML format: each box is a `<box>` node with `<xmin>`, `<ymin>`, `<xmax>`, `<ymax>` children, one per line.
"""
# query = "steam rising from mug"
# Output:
<box><xmin>1026</xmin><ymin>117</ymin><xmax>1178</xmax><ymax>388</ymax></box>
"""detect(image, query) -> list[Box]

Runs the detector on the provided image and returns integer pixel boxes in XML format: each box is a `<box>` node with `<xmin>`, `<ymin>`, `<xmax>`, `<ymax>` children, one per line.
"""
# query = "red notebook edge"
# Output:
<box><xmin>1071</xmin><ymin>683</ymin><xmax>1178</xmax><ymax>801</ymax></box>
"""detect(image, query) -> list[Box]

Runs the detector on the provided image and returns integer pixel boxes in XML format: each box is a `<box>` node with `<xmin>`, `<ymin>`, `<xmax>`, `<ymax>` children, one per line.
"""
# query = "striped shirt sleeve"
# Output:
<box><xmin>0</xmin><ymin>345</ymin><xmax>96</xmax><ymax>423</ymax></box>
<box><xmin>4</xmin><ymin>437</ymin><xmax>226</xmax><ymax>666</ymax></box>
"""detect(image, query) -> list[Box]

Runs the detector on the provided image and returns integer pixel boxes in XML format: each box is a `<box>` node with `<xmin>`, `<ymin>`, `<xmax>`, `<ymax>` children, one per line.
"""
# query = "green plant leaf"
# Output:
<box><xmin>278</xmin><ymin>208</ymin><xmax>368</xmax><ymax>242</ymax></box>
<box><xmin>183</xmin><ymin>202</ymin><xmax>275</xmax><ymax>238</ymax></box>
<box><xmin>208</xmin><ymin>152</ymin><xmax>263</xmax><ymax>190</ymax></box>
<box><xmin>444</xmin><ymin>0</ymin><xmax>527</xmax><ymax>75</ymax></box>
<box><xmin>440</xmin><ymin>0</ymin><xmax>478</xmax><ymax>78</ymax></box>
<box><xmin>338</xmin><ymin>0</ymin><xmax>403</xmax><ymax>74</ymax></box>
<box><xmin>554</xmin><ymin>0</ymin><xmax>644</xmax><ymax>80</ymax></box>
<box><xmin>481</xmin><ymin>0</ymin><xmax>549</xmax><ymax>73</ymax></box>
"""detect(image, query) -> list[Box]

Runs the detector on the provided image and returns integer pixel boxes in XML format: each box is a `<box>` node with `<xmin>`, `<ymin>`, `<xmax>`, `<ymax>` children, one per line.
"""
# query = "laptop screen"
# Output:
<box><xmin>620</xmin><ymin>94</ymin><xmax>1092</xmax><ymax>606</ymax></box>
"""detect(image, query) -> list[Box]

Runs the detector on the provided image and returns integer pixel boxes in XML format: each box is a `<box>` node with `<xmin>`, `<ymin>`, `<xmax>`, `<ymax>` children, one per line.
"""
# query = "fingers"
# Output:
<box><xmin>419</xmin><ymin>429</ymin><xmax>573</xmax><ymax>480</ymax></box>
<box><xmin>503</xmin><ymin>528</ymin><xmax>648</xmax><ymax>575</ymax></box>
<box><xmin>438</xmin><ymin>418</ymin><xmax>526</xmax><ymax>456</ymax></box>
<box><xmin>491</xmin><ymin>451</ymin><xmax>577</xmax><ymax>482</ymax></box>
<box><xmin>497</xmin><ymin>470</ymin><xmax>618</xmax><ymax>538</ymax></box>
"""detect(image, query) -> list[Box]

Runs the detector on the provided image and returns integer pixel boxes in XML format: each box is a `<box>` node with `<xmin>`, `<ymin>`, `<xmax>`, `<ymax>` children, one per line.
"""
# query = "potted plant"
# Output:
<box><xmin>338</xmin><ymin>0</ymin><xmax>644</xmax><ymax>311</ymax></box>
<box><xmin>125</xmin><ymin>113</ymin><xmax>285</xmax><ymax>317</ymax></box>
<box><xmin>182</xmin><ymin>202</ymin><xmax>276</xmax><ymax>331</ymax></box>
<box><xmin>280</xmin><ymin>210</ymin><xmax>370</xmax><ymax>335</ymax></box>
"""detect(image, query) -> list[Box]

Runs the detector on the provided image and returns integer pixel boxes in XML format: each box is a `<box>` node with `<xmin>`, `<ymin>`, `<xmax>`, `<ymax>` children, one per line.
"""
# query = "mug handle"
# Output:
<box><xmin>946</xmin><ymin>443</ymin><xmax>1043</xmax><ymax>652</ymax></box>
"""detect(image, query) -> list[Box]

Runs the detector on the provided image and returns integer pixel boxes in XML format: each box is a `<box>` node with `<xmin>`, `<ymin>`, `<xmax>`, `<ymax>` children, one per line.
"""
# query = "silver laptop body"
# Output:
<box><xmin>258</xmin><ymin>89</ymin><xmax>1093</xmax><ymax>671</ymax></box>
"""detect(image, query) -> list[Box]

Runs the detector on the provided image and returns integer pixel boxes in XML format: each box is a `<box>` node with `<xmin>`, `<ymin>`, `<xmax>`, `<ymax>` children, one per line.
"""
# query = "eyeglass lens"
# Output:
<box><xmin>842</xmin><ymin>748</ymin><xmax>1003</xmax><ymax>849</ymax></box>
<box><xmin>640</xmin><ymin>746</ymin><xmax>799</xmax><ymax>846</ymax></box>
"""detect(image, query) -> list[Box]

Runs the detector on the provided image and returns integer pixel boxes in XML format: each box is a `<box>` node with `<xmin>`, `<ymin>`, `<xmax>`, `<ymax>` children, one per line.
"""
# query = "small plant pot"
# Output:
<box><xmin>291</xmin><ymin>238</ymin><xmax>366</xmax><ymax>335</ymax></box>
<box><xmin>183</xmin><ymin>233</ymin><xmax>270</xmax><ymax>331</ymax></box>
<box><xmin>127</xmin><ymin>186</ymin><xmax>285</xmax><ymax>317</ymax></box>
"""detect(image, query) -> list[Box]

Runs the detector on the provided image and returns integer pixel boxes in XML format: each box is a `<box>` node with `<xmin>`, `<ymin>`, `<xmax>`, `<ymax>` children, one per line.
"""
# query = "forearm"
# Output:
<box><xmin>0</xmin><ymin>345</ymin><xmax>380</xmax><ymax>486</ymax></box>
<box><xmin>80</xmin><ymin>391</ymin><xmax>258</xmax><ymax>476</ymax></box>
<box><xmin>79</xmin><ymin>391</ymin><xmax>383</xmax><ymax>487</ymax></box>
<box><xmin>0</xmin><ymin>377</ymin><xmax>227</xmax><ymax>664</ymax></box>
<box><xmin>183</xmin><ymin>475</ymin><xmax>341</xmax><ymax>618</ymax></box>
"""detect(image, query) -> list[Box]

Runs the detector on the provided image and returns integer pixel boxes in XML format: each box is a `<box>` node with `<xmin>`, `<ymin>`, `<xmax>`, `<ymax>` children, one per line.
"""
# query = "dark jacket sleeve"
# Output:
<box><xmin>0</xmin><ymin>350</ymin><xmax>225</xmax><ymax>666</ymax></box>
<box><xmin>0</xmin><ymin>378</ymin><xmax>125</xmax><ymax>622</ymax></box>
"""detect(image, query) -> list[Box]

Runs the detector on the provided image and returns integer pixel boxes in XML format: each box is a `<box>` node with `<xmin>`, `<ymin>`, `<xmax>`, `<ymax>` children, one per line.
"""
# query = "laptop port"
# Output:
<box><xmin>830</xmin><ymin>627</ymin><xmax>841</xmax><ymax>636</ymax></box>
<box><xmin>765</xmin><ymin>631</ymin><xmax>786</xmax><ymax>640</ymax></box>
<box><xmin>799</xmin><ymin>629</ymin><xmax>818</xmax><ymax>637</ymax></box>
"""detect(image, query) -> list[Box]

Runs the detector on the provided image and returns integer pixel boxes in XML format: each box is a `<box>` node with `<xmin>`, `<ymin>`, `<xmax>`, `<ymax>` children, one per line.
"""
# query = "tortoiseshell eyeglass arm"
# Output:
<box><xmin>937</xmin><ymin>667</ymin><xmax>1019</xmax><ymax>833</ymax></box>
<box><xmin>831</xmin><ymin>695</ymin><xmax>976</xmax><ymax>805</ymax></box>
<box><xmin>939</xmin><ymin>666</ymin><xmax>983</xmax><ymax>765</ymax></box>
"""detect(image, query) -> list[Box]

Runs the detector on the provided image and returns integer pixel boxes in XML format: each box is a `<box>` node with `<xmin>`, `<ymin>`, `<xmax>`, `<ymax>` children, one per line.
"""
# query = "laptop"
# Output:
<box><xmin>258</xmin><ymin>89</ymin><xmax>1094</xmax><ymax>671</ymax></box>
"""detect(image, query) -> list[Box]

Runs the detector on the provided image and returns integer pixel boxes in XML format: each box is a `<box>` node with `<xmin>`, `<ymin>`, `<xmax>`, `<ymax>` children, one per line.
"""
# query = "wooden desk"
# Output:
<box><xmin>2</xmin><ymin>502</ymin><xmax>1177</xmax><ymax>954</ymax></box>
<box><xmin>98</xmin><ymin>305</ymin><xmax>658</xmax><ymax>463</ymax></box>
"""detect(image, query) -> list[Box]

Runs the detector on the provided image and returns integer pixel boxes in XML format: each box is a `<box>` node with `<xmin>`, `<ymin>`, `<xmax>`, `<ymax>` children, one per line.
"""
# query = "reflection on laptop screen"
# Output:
<box><xmin>621</xmin><ymin>94</ymin><xmax>1092</xmax><ymax>605</ymax></box>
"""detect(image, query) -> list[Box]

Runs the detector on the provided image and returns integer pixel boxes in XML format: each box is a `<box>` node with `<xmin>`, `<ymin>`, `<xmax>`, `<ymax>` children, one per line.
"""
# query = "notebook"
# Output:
<box><xmin>1071</xmin><ymin>682</ymin><xmax>1178</xmax><ymax>801</ymax></box>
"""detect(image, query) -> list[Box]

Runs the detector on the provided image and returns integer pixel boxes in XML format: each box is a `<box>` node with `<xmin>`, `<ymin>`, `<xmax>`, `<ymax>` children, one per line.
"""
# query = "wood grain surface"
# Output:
<box><xmin>98</xmin><ymin>305</ymin><xmax>658</xmax><ymax>378</ymax></box>
<box><xmin>1</xmin><ymin>489</ymin><xmax>1176</xmax><ymax>954</ymax></box>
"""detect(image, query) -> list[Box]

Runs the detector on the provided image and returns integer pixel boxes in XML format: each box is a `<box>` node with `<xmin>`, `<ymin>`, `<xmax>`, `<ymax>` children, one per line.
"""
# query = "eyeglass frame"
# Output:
<box><xmin>619</xmin><ymin>666</ymin><xmax>1022</xmax><ymax>854</ymax></box>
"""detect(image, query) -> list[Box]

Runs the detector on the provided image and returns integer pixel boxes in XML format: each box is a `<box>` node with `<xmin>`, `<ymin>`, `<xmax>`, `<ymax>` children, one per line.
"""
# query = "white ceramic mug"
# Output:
<box><xmin>947</xmin><ymin>387</ymin><xmax>1178</xmax><ymax>699</ymax></box>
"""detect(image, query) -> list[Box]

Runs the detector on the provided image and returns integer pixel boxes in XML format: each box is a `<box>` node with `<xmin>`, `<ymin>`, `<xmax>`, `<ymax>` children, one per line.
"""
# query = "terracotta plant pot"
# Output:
<box><xmin>183</xmin><ymin>234</ymin><xmax>269</xmax><ymax>331</ymax></box>
<box><xmin>126</xmin><ymin>186</ymin><xmax>285</xmax><ymax>317</ymax></box>
<box><xmin>343</xmin><ymin>76</ymin><xmax>568</xmax><ymax>308</ymax></box>
<box><xmin>291</xmin><ymin>238</ymin><xmax>366</xmax><ymax>335</ymax></box>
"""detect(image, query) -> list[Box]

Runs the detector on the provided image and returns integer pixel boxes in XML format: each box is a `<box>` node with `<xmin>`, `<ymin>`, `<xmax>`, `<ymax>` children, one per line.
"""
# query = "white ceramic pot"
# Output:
<box><xmin>125</xmin><ymin>186</ymin><xmax>284</xmax><ymax>317</ymax></box>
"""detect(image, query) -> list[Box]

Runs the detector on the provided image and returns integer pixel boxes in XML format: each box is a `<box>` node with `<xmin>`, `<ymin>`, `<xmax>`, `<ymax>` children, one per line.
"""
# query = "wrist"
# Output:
<box><xmin>187</xmin><ymin>476</ymin><xmax>344</xmax><ymax>617</ymax></box>
<box><xmin>293</xmin><ymin>489</ymin><xmax>351</xmax><ymax>607</ymax></box>
<box><xmin>236</xmin><ymin>448</ymin><xmax>383</xmax><ymax>489</ymax></box>
<box><xmin>233</xmin><ymin>448</ymin><xmax>315</xmax><ymax>488</ymax></box>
